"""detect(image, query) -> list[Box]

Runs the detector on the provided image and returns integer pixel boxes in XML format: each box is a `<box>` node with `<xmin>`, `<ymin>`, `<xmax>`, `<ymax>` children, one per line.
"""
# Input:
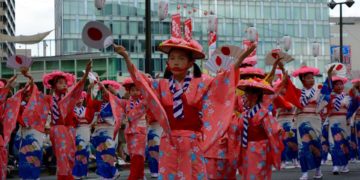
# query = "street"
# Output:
<box><xmin>7</xmin><ymin>163</ymin><xmax>360</xmax><ymax>179</ymax></box>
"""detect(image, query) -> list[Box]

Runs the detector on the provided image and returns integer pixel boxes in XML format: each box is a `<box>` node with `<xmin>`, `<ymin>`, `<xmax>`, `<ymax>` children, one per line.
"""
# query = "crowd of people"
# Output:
<box><xmin>0</xmin><ymin>34</ymin><xmax>359</xmax><ymax>180</ymax></box>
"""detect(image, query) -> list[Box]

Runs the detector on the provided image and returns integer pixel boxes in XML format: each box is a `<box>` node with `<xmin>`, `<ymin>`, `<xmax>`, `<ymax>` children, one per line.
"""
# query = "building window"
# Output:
<box><xmin>31</xmin><ymin>61</ymin><xmax>44</xmax><ymax>71</ymax></box>
<box><xmin>129</xmin><ymin>22</ymin><xmax>138</xmax><ymax>35</ymax></box>
<box><xmin>46</xmin><ymin>61</ymin><xmax>59</xmax><ymax>71</ymax></box>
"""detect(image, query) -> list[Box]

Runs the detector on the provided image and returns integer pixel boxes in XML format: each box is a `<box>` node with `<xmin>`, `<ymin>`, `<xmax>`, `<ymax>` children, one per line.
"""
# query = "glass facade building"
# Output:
<box><xmin>55</xmin><ymin>0</ymin><xmax>331</xmax><ymax>76</ymax></box>
<box><xmin>1</xmin><ymin>0</ymin><xmax>331</xmax><ymax>90</ymax></box>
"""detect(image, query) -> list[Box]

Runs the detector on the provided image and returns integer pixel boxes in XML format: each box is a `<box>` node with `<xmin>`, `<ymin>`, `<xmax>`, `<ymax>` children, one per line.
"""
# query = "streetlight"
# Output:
<box><xmin>328</xmin><ymin>0</ymin><xmax>355</xmax><ymax>63</ymax></box>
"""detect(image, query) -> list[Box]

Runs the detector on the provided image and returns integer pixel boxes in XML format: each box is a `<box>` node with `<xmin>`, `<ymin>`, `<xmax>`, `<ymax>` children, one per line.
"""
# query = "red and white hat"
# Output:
<box><xmin>43</xmin><ymin>71</ymin><xmax>76</xmax><ymax>89</ymax></box>
<box><xmin>158</xmin><ymin>37</ymin><xmax>205</xmax><ymax>59</ymax></box>
<box><xmin>292</xmin><ymin>66</ymin><xmax>320</xmax><ymax>77</ymax></box>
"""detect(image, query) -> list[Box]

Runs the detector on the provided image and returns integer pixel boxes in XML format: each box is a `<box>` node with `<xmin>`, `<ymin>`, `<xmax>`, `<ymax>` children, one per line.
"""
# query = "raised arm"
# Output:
<box><xmin>234</xmin><ymin>44</ymin><xmax>257</xmax><ymax>69</ymax></box>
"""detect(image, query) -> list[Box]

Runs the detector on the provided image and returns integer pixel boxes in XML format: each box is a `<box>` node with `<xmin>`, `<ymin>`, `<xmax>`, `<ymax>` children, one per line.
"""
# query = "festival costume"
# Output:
<box><xmin>72</xmin><ymin>92</ymin><xmax>92</xmax><ymax>178</ymax></box>
<box><xmin>125</xmin><ymin>37</ymin><xmax>239</xmax><ymax>179</ymax></box>
<box><xmin>321</xmin><ymin>77</ymin><xmax>351</xmax><ymax>170</ymax></box>
<box><xmin>283</xmin><ymin>66</ymin><xmax>324</xmax><ymax>176</ymax></box>
<box><xmin>275</xmin><ymin>96</ymin><xmax>298</xmax><ymax>165</ymax></box>
<box><xmin>122</xmin><ymin>77</ymin><xmax>149</xmax><ymax>180</ymax></box>
<box><xmin>0</xmin><ymin>87</ymin><xmax>10</xmax><ymax>179</ymax></box>
<box><xmin>237</xmin><ymin>78</ymin><xmax>283</xmax><ymax>180</ymax></box>
<box><xmin>86</xmin><ymin>80</ymin><xmax>124</xmax><ymax>179</ymax></box>
<box><xmin>43</xmin><ymin>71</ymin><xmax>84</xmax><ymax>180</ymax></box>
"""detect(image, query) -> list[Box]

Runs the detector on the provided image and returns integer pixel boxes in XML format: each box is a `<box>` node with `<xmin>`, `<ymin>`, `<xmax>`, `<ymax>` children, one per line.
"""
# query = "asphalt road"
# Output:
<box><xmin>7</xmin><ymin>163</ymin><xmax>360</xmax><ymax>179</ymax></box>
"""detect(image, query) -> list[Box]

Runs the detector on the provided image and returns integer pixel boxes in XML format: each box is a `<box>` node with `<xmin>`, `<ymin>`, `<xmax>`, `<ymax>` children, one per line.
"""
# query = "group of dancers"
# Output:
<box><xmin>0</xmin><ymin>34</ymin><xmax>359</xmax><ymax>180</ymax></box>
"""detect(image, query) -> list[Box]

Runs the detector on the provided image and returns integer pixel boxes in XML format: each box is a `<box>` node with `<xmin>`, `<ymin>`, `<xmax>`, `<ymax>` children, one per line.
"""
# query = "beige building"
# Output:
<box><xmin>330</xmin><ymin>17</ymin><xmax>360</xmax><ymax>74</ymax></box>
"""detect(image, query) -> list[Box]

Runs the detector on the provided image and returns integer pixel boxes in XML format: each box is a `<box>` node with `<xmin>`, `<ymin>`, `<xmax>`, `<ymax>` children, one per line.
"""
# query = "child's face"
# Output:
<box><xmin>55</xmin><ymin>78</ymin><xmax>67</xmax><ymax>91</ymax></box>
<box><xmin>333</xmin><ymin>81</ymin><xmax>344</xmax><ymax>94</ymax></box>
<box><xmin>129</xmin><ymin>86</ymin><xmax>141</xmax><ymax>97</ymax></box>
<box><xmin>168</xmin><ymin>49</ymin><xmax>193</xmax><ymax>76</ymax></box>
<box><xmin>301</xmin><ymin>73</ymin><xmax>315</xmax><ymax>88</ymax></box>
<box><xmin>77</xmin><ymin>98</ymin><xmax>84</xmax><ymax>105</ymax></box>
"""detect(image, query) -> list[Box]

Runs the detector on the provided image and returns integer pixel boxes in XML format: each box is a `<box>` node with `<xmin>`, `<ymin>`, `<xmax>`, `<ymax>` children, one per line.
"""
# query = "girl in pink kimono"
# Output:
<box><xmin>87</xmin><ymin>80</ymin><xmax>123</xmax><ymax>179</ymax></box>
<box><xmin>204</xmin><ymin>66</ymin><xmax>266</xmax><ymax>179</ymax></box>
<box><xmin>0</xmin><ymin>76</ymin><xmax>17</xmax><ymax>179</ymax></box>
<box><xmin>43</xmin><ymin>61</ymin><xmax>92</xmax><ymax>180</ymax></box>
<box><xmin>73</xmin><ymin>91</ymin><xmax>92</xmax><ymax>179</ymax></box>
<box><xmin>122</xmin><ymin>77</ymin><xmax>148</xmax><ymax>180</ymax></box>
<box><xmin>236</xmin><ymin>78</ymin><xmax>283</xmax><ymax>180</ymax></box>
<box><xmin>5</xmin><ymin>70</ymin><xmax>51</xmax><ymax>179</ymax></box>
<box><xmin>113</xmin><ymin>37</ymin><xmax>255</xmax><ymax>179</ymax></box>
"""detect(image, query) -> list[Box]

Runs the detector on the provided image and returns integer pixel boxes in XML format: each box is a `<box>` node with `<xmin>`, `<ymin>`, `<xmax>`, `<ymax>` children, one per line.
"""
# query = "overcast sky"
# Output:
<box><xmin>15</xmin><ymin>0</ymin><xmax>360</xmax><ymax>38</ymax></box>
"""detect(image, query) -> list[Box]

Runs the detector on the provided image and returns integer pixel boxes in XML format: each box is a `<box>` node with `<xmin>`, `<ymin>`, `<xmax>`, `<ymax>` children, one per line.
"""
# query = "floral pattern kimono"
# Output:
<box><xmin>283</xmin><ymin>79</ymin><xmax>323</xmax><ymax>173</ymax></box>
<box><xmin>48</xmin><ymin>80</ymin><xmax>85</xmax><ymax>179</ymax></box>
<box><xmin>275</xmin><ymin>98</ymin><xmax>298</xmax><ymax>163</ymax></box>
<box><xmin>238</xmin><ymin>102</ymin><xmax>283</xmax><ymax>180</ymax></box>
<box><xmin>122</xmin><ymin>97</ymin><xmax>147</xmax><ymax>158</ymax></box>
<box><xmin>0</xmin><ymin>88</ymin><xmax>10</xmax><ymax>179</ymax></box>
<box><xmin>86</xmin><ymin>93</ymin><xmax>124</xmax><ymax>179</ymax></box>
<box><xmin>121</xmin><ymin>97</ymin><xmax>148</xmax><ymax>179</ymax></box>
<box><xmin>204</xmin><ymin>96</ymin><xmax>243</xmax><ymax>179</ymax></box>
<box><xmin>5</xmin><ymin>85</ymin><xmax>50</xmax><ymax>179</ymax></box>
<box><xmin>128</xmin><ymin>64</ymin><xmax>239</xmax><ymax>179</ymax></box>
<box><xmin>72</xmin><ymin>102</ymin><xmax>92</xmax><ymax>178</ymax></box>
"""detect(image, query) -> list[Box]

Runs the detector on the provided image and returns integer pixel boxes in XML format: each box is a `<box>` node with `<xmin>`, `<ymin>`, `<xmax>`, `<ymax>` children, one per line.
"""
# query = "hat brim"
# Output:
<box><xmin>237</xmin><ymin>83</ymin><xmax>274</xmax><ymax>95</ymax></box>
<box><xmin>158</xmin><ymin>44</ymin><xmax>206</xmax><ymax>60</ymax></box>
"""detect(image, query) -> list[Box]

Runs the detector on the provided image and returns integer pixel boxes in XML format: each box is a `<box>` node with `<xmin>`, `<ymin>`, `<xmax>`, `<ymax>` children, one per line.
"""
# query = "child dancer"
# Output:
<box><xmin>237</xmin><ymin>77</ymin><xmax>284</xmax><ymax>179</ymax></box>
<box><xmin>319</xmin><ymin>74</ymin><xmax>351</xmax><ymax>174</ymax></box>
<box><xmin>6</xmin><ymin>70</ymin><xmax>50</xmax><ymax>179</ymax></box>
<box><xmin>113</xmin><ymin>37</ymin><xmax>255</xmax><ymax>179</ymax></box>
<box><xmin>122</xmin><ymin>77</ymin><xmax>148</xmax><ymax>180</ymax></box>
<box><xmin>0</xmin><ymin>76</ymin><xmax>17</xmax><ymax>179</ymax></box>
<box><xmin>73</xmin><ymin>91</ymin><xmax>92</xmax><ymax>179</ymax></box>
<box><xmin>43</xmin><ymin>61</ymin><xmax>92</xmax><ymax>180</ymax></box>
<box><xmin>87</xmin><ymin>80</ymin><xmax>123</xmax><ymax>179</ymax></box>
<box><xmin>283</xmin><ymin>65</ymin><xmax>327</xmax><ymax>180</ymax></box>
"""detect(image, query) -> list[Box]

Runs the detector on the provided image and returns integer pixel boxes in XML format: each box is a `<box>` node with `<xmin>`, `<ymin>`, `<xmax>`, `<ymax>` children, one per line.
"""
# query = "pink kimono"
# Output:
<box><xmin>48</xmin><ymin>80</ymin><xmax>85</xmax><ymax>179</ymax></box>
<box><xmin>0</xmin><ymin>88</ymin><xmax>9</xmax><ymax>179</ymax></box>
<box><xmin>123</xmin><ymin>98</ymin><xmax>147</xmax><ymax>157</ymax></box>
<box><xmin>5</xmin><ymin>85</ymin><xmax>50</xmax><ymax>179</ymax></box>
<box><xmin>122</xmin><ymin>97</ymin><xmax>148</xmax><ymax>179</ymax></box>
<box><xmin>204</xmin><ymin>116</ymin><xmax>240</xmax><ymax>179</ymax></box>
<box><xmin>238</xmin><ymin>104</ymin><xmax>283</xmax><ymax>180</ymax></box>
<box><xmin>128</xmin><ymin>64</ymin><xmax>239</xmax><ymax>179</ymax></box>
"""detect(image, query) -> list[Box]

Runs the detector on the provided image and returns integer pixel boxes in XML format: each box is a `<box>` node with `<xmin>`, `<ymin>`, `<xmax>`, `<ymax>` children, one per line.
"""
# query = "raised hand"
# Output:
<box><xmin>234</xmin><ymin>44</ymin><xmax>257</xmax><ymax>69</ymax></box>
<box><xmin>113</xmin><ymin>43</ymin><xmax>134</xmax><ymax>72</ymax></box>
<box><xmin>113</xmin><ymin>44</ymin><xmax>129</xmax><ymax>59</ymax></box>
<box><xmin>82</xmin><ymin>60</ymin><xmax>93</xmax><ymax>81</ymax></box>
<box><xmin>5</xmin><ymin>75</ymin><xmax>17</xmax><ymax>89</ymax></box>
<box><xmin>327</xmin><ymin>65</ymin><xmax>336</xmax><ymax>88</ymax></box>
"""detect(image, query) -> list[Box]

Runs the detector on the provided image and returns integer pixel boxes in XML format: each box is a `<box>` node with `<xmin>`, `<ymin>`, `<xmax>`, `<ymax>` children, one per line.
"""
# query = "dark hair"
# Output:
<box><xmin>163</xmin><ymin>48</ymin><xmax>202</xmax><ymax>79</ymax></box>
<box><xmin>240</xmin><ymin>64</ymin><xmax>252</xmax><ymax>68</ymax></box>
<box><xmin>49</xmin><ymin>76</ymin><xmax>66</xmax><ymax>88</ymax></box>
<box><xmin>299</xmin><ymin>72</ymin><xmax>313</xmax><ymax>82</ymax></box>
<box><xmin>245</xmin><ymin>87</ymin><xmax>264</xmax><ymax>104</ymax></box>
